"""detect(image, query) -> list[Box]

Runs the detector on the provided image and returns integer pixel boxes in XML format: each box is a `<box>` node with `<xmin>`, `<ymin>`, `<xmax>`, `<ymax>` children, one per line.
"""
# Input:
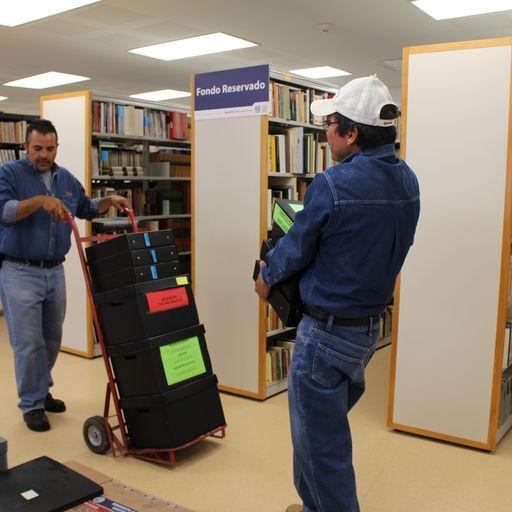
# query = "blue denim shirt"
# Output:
<box><xmin>0</xmin><ymin>157</ymin><xmax>99</xmax><ymax>260</ymax></box>
<box><xmin>262</xmin><ymin>144</ymin><xmax>420</xmax><ymax>318</ymax></box>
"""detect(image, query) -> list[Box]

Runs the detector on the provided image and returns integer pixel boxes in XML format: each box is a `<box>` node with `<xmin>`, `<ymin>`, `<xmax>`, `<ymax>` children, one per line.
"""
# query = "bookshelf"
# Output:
<box><xmin>41</xmin><ymin>91</ymin><xmax>191</xmax><ymax>358</ymax></box>
<box><xmin>193</xmin><ymin>67</ymin><xmax>350</xmax><ymax>399</ymax></box>
<box><xmin>0</xmin><ymin>113</ymin><xmax>39</xmax><ymax>164</ymax></box>
<box><xmin>388</xmin><ymin>37</ymin><xmax>512</xmax><ymax>451</ymax></box>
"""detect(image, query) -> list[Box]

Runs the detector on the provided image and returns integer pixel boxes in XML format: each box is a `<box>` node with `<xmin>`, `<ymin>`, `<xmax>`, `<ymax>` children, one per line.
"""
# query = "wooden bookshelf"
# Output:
<box><xmin>193</xmin><ymin>68</ymin><xmax>338</xmax><ymax>399</ymax></box>
<box><xmin>388</xmin><ymin>37</ymin><xmax>512</xmax><ymax>451</ymax></box>
<box><xmin>41</xmin><ymin>91</ymin><xmax>191</xmax><ymax>358</ymax></box>
<box><xmin>0</xmin><ymin>113</ymin><xmax>39</xmax><ymax>163</ymax></box>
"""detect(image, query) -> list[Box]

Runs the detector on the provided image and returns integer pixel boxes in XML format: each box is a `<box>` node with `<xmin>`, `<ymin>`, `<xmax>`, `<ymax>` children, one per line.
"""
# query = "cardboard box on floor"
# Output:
<box><xmin>65</xmin><ymin>461</ymin><xmax>194</xmax><ymax>512</ymax></box>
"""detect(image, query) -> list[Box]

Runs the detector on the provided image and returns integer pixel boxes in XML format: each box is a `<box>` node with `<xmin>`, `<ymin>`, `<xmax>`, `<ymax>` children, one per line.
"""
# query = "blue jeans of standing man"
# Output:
<box><xmin>288</xmin><ymin>313</ymin><xmax>379</xmax><ymax>512</ymax></box>
<box><xmin>0</xmin><ymin>260</ymin><xmax>66</xmax><ymax>413</ymax></box>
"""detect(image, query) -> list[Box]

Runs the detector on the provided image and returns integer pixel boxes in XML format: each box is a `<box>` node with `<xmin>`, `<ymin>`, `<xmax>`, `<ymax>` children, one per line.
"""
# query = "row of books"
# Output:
<box><xmin>0</xmin><ymin>120</ymin><xmax>28</xmax><ymax>144</ymax></box>
<box><xmin>270</xmin><ymin>81</ymin><xmax>329</xmax><ymax>125</ymax></box>
<box><xmin>378</xmin><ymin>306</ymin><xmax>393</xmax><ymax>340</ymax></box>
<box><xmin>503</xmin><ymin>321</ymin><xmax>512</xmax><ymax>371</ymax></box>
<box><xmin>266</xmin><ymin>341</ymin><xmax>295</xmax><ymax>384</ymax></box>
<box><xmin>160</xmin><ymin>219</ymin><xmax>191</xmax><ymax>252</ymax></box>
<box><xmin>268</xmin><ymin>130</ymin><xmax>333</xmax><ymax>174</ymax></box>
<box><xmin>92</xmin><ymin>101</ymin><xmax>189</xmax><ymax>140</ymax></box>
<box><xmin>499</xmin><ymin>367</ymin><xmax>512</xmax><ymax>427</ymax></box>
<box><xmin>0</xmin><ymin>149</ymin><xmax>24</xmax><ymax>164</ymax></box>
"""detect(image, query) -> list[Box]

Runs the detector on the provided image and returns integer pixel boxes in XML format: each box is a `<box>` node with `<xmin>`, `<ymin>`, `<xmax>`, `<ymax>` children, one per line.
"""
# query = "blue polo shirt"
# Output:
<box><xmin>262</xmin><ymin>144</ymin><xmax>420</xmax><ymax>318</ymax></box>
<box><xmin>0</xmin><ymin>157</ymin><xmax>99</xmax><ymax>260</ymax></box>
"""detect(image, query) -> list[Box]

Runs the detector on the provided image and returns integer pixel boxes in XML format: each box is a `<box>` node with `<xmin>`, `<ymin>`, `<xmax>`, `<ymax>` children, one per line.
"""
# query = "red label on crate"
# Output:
<box><xmin>146</xmin><ymin>287</ymin><xmax>189</xmax><ymax>313</ymax></box>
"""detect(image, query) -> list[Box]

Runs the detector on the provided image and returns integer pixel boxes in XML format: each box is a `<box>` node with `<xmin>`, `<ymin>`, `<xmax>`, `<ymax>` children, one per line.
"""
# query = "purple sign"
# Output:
<box><xmin>194</xmin><ymin>65</ymin><xmax>270</xmax><ymax>119</ymax></box>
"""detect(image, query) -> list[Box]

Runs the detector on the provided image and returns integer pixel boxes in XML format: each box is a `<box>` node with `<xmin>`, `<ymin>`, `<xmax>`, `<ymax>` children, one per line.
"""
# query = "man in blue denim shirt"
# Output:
<box><xmin>0</xmin><ymin>119</ymin><xmax>128</xmax><ymax>432</ymax></box>
<box><xmin>255</xmin><ymin>77</ymin><xmax>420</xmax><ymax>512</ymax></box>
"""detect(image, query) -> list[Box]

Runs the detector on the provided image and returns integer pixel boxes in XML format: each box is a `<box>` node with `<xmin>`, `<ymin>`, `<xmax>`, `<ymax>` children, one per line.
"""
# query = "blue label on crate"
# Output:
<box><xmin>150</xmin><ymin>266</ymin><xmax>158</xmax><ymax>279</ymax></box>
<box><xmin>144</xmin><ymin>233</ymin><xmax>150</xmax><ymax>247</ymax></box>
<box><xmin>151</xmin><ymin>249</ymin><xmax>157</xmax><ymax>263</ymax></box>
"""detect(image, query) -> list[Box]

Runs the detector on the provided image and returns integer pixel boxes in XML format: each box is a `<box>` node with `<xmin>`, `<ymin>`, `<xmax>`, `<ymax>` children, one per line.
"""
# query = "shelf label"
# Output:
<box><xmin>160</xmin><ymin>336</ymin><xmax>206</xmax><ymax>386</ymax></box>
<box><xmin>194</xmin><ymin>65</ymin><xmax>270</xmax><ymax>120</ymax></box>
<box><xmin>145</xmin><ymin>287</ymin><xmax>189</xmax><ymax>313</ymax></box>
<box><xmin>273</xmin><ymin>203</ymin><xmax>293</xmax><ymax>234</ymax></box>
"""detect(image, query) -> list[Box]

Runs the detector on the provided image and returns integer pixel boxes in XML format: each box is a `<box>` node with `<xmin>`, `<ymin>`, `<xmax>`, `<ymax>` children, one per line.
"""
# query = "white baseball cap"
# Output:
<box><xmin>310</xmin><ymin>75</ymin><xmax>398</xmax><ymax>127</ymax></box>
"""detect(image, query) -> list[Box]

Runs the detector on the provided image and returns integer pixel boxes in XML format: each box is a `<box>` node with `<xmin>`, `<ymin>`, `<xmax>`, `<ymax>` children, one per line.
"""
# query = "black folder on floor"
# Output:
<box><xmin>0</xmin><ymin>456</ymin><xmax>103</xmax><ymax>511</ymax></box>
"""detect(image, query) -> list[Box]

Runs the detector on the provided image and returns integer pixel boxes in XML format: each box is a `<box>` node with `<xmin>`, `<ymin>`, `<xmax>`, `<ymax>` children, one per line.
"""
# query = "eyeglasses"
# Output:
<box><xmin>322</xmin><ymin>119</ymin><xmax>338</xmax><ymax>131</ymax></box>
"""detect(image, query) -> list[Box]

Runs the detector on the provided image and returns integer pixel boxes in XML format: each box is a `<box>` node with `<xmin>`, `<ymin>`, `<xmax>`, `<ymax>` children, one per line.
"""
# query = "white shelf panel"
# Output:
<box><xmin>497</xmin><ymin>413</ymin><xmax>512</xmax><ymax>443</ymax></box>
<box><xmin>93</xmin><ymin>132</ymin><xmax>190</xmax><ymax>145</ymax></box>
<box><xmin>92</xmin><ymin>175</ymin><xmax>190</xmax><ymax>182</ymax></box>
<box><xmin>266</xmin><ymin>327</ymin><xmax>296</xmax><ymax>338</ymax></box>
<box><xmin>269</xmin><ymin>117</ymin><xmax>323</xmax><ymax>130</ymax></box>
<box><xmin>266</xmin><ymin>378</ymin><xmax>288</xmax><ymax>398</ymax></box>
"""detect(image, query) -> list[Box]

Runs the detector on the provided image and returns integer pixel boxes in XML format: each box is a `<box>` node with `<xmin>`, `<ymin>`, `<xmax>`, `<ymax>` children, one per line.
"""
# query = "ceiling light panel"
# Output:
<box><xmin>3</xmin><ymin>72</ymin><xmax>90</xmax><ymax>89</ymax></box>
<box><xmin>290</xmin><ymin>66</ymin><xmax>351</xmax><ymax>78</ymax></box>
<box><xmin>129</xmin><ymin>32</ymin><xmax>258</xmax><ymax>61</ymax></box>
<box><xmin>0</xmin><ymin>1</ymin><xmax>102</xmax><ymax>27</ymax></box>
<box><xmin>130</xmin><ymin>89</ymin><xmax>191</xmax><ymax>101</ymax></box>
<box><xmin>411</xmin><ymin>0</ymin><xmax>512</xmax><ymax>20</ymax></box>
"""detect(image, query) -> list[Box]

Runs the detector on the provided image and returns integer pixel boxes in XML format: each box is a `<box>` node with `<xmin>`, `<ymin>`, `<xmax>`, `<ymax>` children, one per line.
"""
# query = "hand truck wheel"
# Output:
<box><xmin>83</xmin><ymin>416</ymin><xmax>111</xmax><ymax>454</ymax></box>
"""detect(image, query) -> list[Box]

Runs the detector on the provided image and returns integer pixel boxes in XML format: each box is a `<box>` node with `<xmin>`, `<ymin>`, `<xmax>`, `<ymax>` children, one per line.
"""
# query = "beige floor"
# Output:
<box><xmin>1</xmin><ymin>317</ymin><xmax>511</xmax><ymax>512</ymax></box>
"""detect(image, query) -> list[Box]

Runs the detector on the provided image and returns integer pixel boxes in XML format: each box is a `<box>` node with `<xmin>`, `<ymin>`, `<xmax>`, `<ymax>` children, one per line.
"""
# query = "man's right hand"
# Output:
<box><xmin>40</xmin><ymin>196</ymin><xmax>70</xmax><ymax>221</ymax></box>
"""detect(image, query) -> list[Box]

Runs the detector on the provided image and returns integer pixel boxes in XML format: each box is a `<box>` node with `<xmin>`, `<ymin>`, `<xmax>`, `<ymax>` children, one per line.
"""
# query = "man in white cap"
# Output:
<box><xmin>255</xmin><ymin>76</ymin><xmax>420</xmax><ymax>512</ymax></box>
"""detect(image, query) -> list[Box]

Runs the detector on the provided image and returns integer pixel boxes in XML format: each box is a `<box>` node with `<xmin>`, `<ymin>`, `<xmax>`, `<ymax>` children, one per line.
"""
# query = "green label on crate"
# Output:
<box><xmin>273</xmin><ymin>203</ymin><xmax>293</xmax><ymax>234</ymax></box>
<box><xmin>160</xmin><ymin>336</ymin><xmax>206</xmax><ymax>386</ymax></box>
<box><xmin>176</xmin><ymin>276</ymin><xmax>189</xmax><ymax>285</ymax></box>
<box><xmin>289</xmin><ymin>203</ymin><xmax>304</xmax><ymax>213</ymax></box>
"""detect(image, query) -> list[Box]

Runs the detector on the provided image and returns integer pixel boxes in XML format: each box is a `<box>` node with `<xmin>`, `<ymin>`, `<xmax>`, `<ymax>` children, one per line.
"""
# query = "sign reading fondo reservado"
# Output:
<box><xmin>194</xmin><ymin>64</ymin><xmax>270</xmax><ymax>120</ymax></box>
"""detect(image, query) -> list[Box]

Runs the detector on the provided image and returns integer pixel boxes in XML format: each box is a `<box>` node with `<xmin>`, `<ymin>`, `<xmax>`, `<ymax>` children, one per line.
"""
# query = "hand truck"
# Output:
<box><xmin>67</xmin><ymin>209</ymin><xmax>226</xmax><ymax>466</ymax></box>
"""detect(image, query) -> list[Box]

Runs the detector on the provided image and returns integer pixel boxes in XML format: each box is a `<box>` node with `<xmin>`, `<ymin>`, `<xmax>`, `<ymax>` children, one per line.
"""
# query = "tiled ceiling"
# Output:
<box><xmin>0</xmin><ymin>0</ymin><xmax>510</xmax><ymax>114</ymax></box>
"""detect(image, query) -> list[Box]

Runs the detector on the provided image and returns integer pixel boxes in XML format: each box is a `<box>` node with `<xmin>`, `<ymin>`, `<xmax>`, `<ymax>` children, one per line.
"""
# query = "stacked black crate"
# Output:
<box><xmin>253</xmin><ymin>199</ymin><xmax>304</xmax><ymax>327</ymax></box>
<box><xmin>86</xmin><ymin>230</ymin><xmax>226</xmax><ymax>449</ymax></box>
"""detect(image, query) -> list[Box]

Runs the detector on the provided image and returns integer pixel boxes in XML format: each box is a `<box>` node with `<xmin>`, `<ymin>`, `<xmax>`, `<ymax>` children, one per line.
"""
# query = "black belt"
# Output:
<box><xmin>4</xmin><ymin>256</ymin><xmax>64</xmax><ymax>268</ymax></box>
<box><xmin>303</xmin><ymin>305</ymin><xmax>379</xmax><ymax>328</ymax></box>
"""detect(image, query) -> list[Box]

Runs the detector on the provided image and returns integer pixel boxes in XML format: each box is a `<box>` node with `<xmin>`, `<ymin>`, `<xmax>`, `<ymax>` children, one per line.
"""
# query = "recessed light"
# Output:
<box><xmin>130</xmin><ymin>89</ymin><xmax>191</xmax><ymax>101</ymax></box>
<box><xmin>289</xmin><ymin>66</ymin><xmax>351</xmax><ymax>79</ymax></box>
<box><xmin>411</xmin><ymin>0</ymin><xmax>512</xmax><ymax>20</ymax></box>
<box><xmin>0</xmin><ymin>96</ymin><xmax>7</xmax><ymax>101</ymax></box>
<box><xmin>0</xmin><ymin>0</ymin><xmax>102</xmax><ymax>27</ymax></box>
<box><xmin>129</xmin><ymin>32</ymin><xmax>258</xmax><ymax>61</ymax></box>
<box><xmin>3</xmin><ymin>72</ymin><xmax>90</xmax><ymax>89</ymax></box>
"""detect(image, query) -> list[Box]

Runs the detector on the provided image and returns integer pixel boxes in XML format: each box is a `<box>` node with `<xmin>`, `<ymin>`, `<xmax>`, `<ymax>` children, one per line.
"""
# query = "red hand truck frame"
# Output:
<box><xmin>67</xmin><ymin>209</ymin><xmax>226</xmax><ymax>466</ymax></box>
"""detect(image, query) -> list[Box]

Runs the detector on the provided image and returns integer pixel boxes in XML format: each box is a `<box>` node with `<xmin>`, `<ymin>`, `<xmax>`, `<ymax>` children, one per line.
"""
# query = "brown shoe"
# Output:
<box><xmin>285</xmin><ymin>506</ymin><xmax>303</xmax><ymax>512</ymax></box>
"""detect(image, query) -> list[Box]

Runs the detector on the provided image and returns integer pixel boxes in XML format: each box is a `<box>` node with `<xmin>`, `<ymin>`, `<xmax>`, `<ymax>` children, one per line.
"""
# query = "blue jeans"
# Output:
<box><xmin>0</xmin><ymin>260</ymin><xmax>66</xmax><ymax>413</ymax></box>
<box><xmin>288</xmin><ymin>314</ymin><xmax>379</xmax><ymax>512</ymax></box>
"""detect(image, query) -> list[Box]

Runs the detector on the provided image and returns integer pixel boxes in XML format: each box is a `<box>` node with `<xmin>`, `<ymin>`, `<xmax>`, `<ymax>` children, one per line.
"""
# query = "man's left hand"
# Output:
<box><xmin>108</xmin><ymin>195</ymin><xmax>131</xmax><ymax>211</ymax></box>
<box><xmin>255</xmin><ymin>260</ymin><xmax>271</xmax><ymax>301</ymax></box>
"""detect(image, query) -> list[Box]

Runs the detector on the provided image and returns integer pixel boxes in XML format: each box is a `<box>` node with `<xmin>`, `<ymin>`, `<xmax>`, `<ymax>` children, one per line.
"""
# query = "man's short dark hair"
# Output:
<box><xmin>333</xmin><ymin>111</ymin><xmax>397</xmax><ymax>151</ymax></box>
<box><xmin>26</xmin><ymin>119</ymin><xmax>58</xmax><ymax>144</ymax></box>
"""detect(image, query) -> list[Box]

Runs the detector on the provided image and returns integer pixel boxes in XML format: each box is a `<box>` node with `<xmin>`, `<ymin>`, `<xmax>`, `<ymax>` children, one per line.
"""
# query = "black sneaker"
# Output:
<box><xmin>44</xmin><ymin>393</ymin><xmax>66</xmax><ymax>413</ymax></box>
<box><xmin>23</xmin><ymin>409</ymin><xmax>50</xmax><ymax>432</ymax></box>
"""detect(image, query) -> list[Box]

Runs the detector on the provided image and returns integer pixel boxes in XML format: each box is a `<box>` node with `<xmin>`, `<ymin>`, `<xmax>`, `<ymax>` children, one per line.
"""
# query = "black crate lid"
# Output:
<box><xmin>120</xmin><ymin>374</ymin><xmax>218</xmax><ymax>409</ymax></box>
<box><xmin>93</xmin><ymin>275</ymin><xmax>191</xmax><ymax>305</ymax></box>
<box><xmin>106</xmin><ymin>324</ymin><xmax>206</xmax><ymax>357</ymax></box>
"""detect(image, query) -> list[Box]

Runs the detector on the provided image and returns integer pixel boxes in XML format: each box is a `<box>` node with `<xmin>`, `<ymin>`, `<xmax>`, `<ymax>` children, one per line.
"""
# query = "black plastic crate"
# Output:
<box><xmin>89</xmin><ymin>244</ymin><xmax>180</xmax><ymax>277</ymax></box>
<box><xmin>92</xmin><ymin>261</ymin><xmax>184</xmax><ymax>293</ymax></box>
<box><xmin>120</xmin><ymin>375</ymin><xmax>226</xmax><ymax>449</ymax></box>
<box><xmin>94</xmin><ymin>276</ymin><xmax>198</xmax><ymax>345</ymax></box>
<box><xmin>86</xmin><ymin>230</ymin><xmax>175</xmax><ymax>263</ymax></box>
<box><xmin>107</xmin><ymin>324</ymin><xmax>212</xmax><ymax>398</ymax></box>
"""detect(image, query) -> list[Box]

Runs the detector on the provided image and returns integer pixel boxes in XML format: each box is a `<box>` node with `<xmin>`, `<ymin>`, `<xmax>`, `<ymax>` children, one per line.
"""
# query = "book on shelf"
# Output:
<box><xmin>504</xmin><ymin>321</ymin><xmax>512</xmax><ymax>371</ymax></box>
<box><xmin>92</xmin><ymin>101</ymin><xmax>189</xmax><ymax>140</ymax></box>
<box><xmin>100</xmin><ymin>166</ymin><xmax>145</xmax><ymax>177</ymax></box>
<box><xmin>266</xmin><ymin>340</ymin><xmax>295</xmax><ymax>385</ymax></box>
<box><xmin>0</xmin><ymin>149</ymin><xmax>17</xmax><ymax>164</ymax></box>
<box><xmin>269</xmin><ymin>130</ymin><xmax>332</xmax><ymax>174</ymax></box>
<box><xmin>270</xmin><ymin>80</ymin><xmax>331</xmax><ymax>126</ymax></box>
<box><xmin>0</xmin><ymin>120</ymin><xmax>29</xmax><ymax>144</ymax></box>
<box><xmin>150</xmin><ymin>150</ymin><xmax>191</xmax><ymax>178</ymax></box>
